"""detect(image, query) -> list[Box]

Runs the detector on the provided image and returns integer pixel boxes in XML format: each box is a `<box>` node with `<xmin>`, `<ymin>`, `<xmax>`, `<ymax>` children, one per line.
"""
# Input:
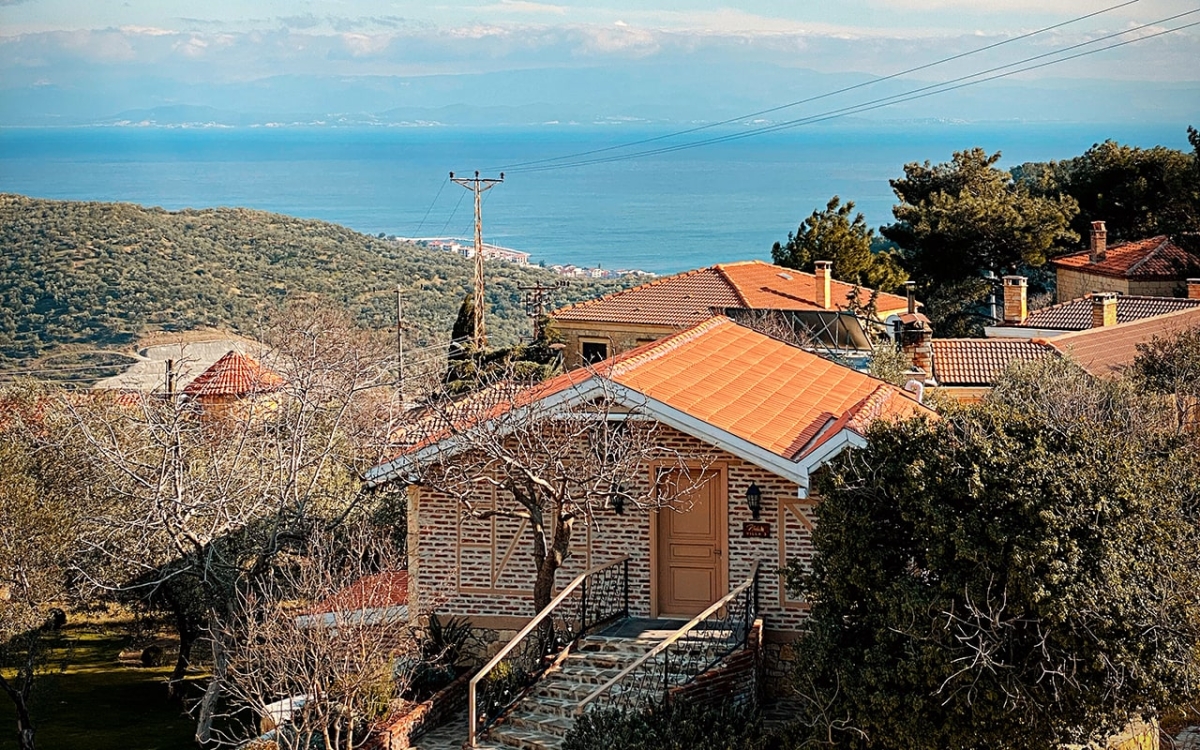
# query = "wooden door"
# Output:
<box><xmin>656</xmin><ymin>470</ymin><xmax>725</xmax><ymax>617</ymax></box>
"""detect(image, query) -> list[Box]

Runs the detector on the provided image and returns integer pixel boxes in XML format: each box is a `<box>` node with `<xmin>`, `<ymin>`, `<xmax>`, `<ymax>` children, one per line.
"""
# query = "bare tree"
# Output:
<box><xmin>58</xmin><ymin>301</ymin><xmax>403</xmax><ymax>702</ymax></box>
<box><xmin>204</xmin><ymin>525</ymin><xmax>414</xmax><ymax>750</ymax></box>
<box><xmin>393</xmin><ymin>366</ymin><xmax>716</xmax><ymax>614</ymax></box>
<box><xmin>0</xmin><ymin>385</ymin><xmax>85</xmax><ymax>750</ymax></box>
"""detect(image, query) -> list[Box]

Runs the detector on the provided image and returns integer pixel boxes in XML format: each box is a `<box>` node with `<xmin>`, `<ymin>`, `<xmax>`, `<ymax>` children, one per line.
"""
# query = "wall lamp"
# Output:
<box><xmin>609</xmin><ymin>484</ymin><xmax>627</xmax><ymax>515</ymax></box>
<box><xmin>745</xmin><ymin>482</ymin><xmax>762</xmax><ymax>520</ymax></box>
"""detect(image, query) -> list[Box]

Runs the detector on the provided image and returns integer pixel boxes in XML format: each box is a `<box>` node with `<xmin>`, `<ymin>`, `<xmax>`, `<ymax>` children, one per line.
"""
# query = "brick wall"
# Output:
<box><xmin>669</xmin><ymin>619</ymin><xmax>763</xmax><ymax>710</ymax></box>
<box><xmin>411</xmin><ymin>424</ymin><xmax>815</xmax><ymax>638</ymax></box>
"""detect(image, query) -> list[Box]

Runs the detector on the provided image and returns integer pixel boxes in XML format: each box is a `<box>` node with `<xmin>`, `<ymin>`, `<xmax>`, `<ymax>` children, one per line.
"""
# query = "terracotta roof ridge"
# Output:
<box><xmin>550</xmin><ymin>265</ymin><xmax>717</xmax><ymax>315</ymax></box>
<box><xmin>607</xmin><ymin>316</ymin><xmax>732</xmax><ymax>379</ymax></box>
<box><xmin>785</xmin><ymin>411</ymin><xmax>837</xmax><ymax>460</ymax></box>
<box><xmin>1123</xmin><ymin>236</ymin><xmax>1173</xmax><ymax>275</ymax></box>
<box><xmin>712</xmin><ymin>264</ymin><xmax>753</xmax><ymax>308</ymax></box>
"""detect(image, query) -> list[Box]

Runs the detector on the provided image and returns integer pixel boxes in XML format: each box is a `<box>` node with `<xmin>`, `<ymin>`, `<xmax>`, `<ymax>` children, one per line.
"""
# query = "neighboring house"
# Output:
<box><xmin>366</xmin><ymin>315</ymin><xmax>932</xmax><ymax>640</ymax></box>
<box><xmin>295</xmin><ymin>571</ymin><xmax>410</xmax><ymax>631</ymax></box>
<box><xmin>181</xmin><ymin>350</ymin><xmax>285</xmax><ymax>415</ymax></box>
<box><xmin>930</xmin><ymin>338</ymin><xmax>1058</xmax><ymax>404</ymax></box>
<box><xmin>930</xmin><ymin>302</ymin><xmax>1200</xmax><ymax>402</ymax></box>
<box><xmin>549</xmin><ymin>260</ymin><xmax>910</xmax><ymax>368</ymax></box>
<box><xmin>1050</xmin><ymin>221</ymin><xmax>1200</xmax><ymax>302</ymax></box>
<box><xmin>986</xmin><ymin>275</ymin><xmax>1200</xmax><ymax>339</ymax></box>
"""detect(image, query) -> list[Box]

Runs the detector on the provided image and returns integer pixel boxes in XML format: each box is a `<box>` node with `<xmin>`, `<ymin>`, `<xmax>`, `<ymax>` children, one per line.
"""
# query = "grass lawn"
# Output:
<box><xmin>0</xmin><ymin>615</ymin><xmax>205</xmax><ymax>750</ymax></box>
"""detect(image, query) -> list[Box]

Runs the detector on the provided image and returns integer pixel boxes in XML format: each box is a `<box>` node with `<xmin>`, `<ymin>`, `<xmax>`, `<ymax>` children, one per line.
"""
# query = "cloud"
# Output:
<box><xmin>478</xmin><ymin>0</ymin><xmax>568</xmax><ymax>15</ymax></box>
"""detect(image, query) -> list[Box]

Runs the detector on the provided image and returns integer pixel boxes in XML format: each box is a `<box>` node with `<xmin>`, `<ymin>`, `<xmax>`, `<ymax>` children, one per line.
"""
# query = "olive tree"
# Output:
<box><xmin>786</xmin><ymin>358</ymin><xmax>1200</xmax><ymax>749</ymax></box>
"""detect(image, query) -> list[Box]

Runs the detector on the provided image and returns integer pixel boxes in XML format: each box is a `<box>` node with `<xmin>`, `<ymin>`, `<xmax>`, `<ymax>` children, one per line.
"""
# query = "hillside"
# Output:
<box><xmin>0</xmin><ymin>194</ymin><xmax>633</xmax><ymax>370</ymax></box>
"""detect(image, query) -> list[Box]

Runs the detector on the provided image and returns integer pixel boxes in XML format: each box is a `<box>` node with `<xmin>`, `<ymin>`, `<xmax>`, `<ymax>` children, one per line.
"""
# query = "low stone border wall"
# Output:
<box><xmin>370</xmin><ymin>670</ymin><xmax>472</xmax><ymax>750</ymax></box>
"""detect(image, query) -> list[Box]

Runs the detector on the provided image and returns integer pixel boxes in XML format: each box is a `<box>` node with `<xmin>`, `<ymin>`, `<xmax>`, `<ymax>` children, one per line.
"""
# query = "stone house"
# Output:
<box><xmin>549</xmin><ymin>260</ymin><xmax>910</xmax><ymax>369</ymax></box>
<box><xmin>1050</xmin><ymin>221</ymin><xmax>1200</xmax><ymax>302</ymax></box>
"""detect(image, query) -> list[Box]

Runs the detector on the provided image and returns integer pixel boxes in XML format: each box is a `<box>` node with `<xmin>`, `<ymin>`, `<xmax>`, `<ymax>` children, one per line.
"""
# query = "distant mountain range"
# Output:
<box><xmin>3</xmin><ymin>63</ymin><xmax>1196</xmax><ymax>127</ymax></box>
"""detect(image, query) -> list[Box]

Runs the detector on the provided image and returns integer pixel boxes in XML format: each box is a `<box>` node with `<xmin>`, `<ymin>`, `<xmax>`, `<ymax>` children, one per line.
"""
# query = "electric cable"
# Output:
<box><xmin>509</xmin><ymin>14</ymin><xmax>1199</xmax><ymax>174</ymax></box>
<box><xmin>490</xmin><ymin>0</ymin><xmax>1144</xmax><ymax>172</ymax></box>
<box><xmin>412</xmin><ymin>177</ymin><xmax>447</xmax><ymax>238</ymax></box>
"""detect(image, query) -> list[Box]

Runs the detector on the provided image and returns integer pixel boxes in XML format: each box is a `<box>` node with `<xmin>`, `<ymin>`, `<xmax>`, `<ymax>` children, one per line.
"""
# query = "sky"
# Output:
<box><xmin>2</xmin><ymin>0</ymin><xmax>1198</xmax><ymax>84</ymax></box>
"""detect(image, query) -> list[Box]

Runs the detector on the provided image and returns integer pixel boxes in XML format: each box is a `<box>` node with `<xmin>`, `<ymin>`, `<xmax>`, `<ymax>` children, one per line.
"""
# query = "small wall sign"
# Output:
<box><xmin>742</xmin><ymin>521</ymin><xmax>771</xmax><ymax>538</ymax></box>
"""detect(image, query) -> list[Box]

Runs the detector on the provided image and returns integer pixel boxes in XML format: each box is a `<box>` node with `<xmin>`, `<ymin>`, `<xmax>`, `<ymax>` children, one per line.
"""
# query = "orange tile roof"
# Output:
<box><xmin>1049</xmin><ymin>236</ymin><xmax>1200</xmax><ymax>280</ymax></box>
<box><xmin>310</xmin><ymin>571</ymin><xmax>409</xmax><ymax>615</ymax></box>
<box><xmin>1042</xmin><ymin>306</ymin><xmax>1200</xmax><ymax>378</ymax></box>
<box><xmin>389</xmin><ymin>317</ymin><xmax>932</xmax><ymax>466</ymax></box>
<box><xmin>551</xmin><ymin>260</ymin><xmax>909</xmax><ymax>326</ymax></box>
<box><xmin>182</xmin><ymin>350</ymin><xmax>285</xmax><ymax>398</ymax></box>
<box><xmin>931</xmin><ymin>339</ymin><xmax>1059</xmax><ymax>387</ymax></box>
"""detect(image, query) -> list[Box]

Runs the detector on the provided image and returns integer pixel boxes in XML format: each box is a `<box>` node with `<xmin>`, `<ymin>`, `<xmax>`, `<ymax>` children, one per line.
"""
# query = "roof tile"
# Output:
<box><xmin>551</xmin><ymin>260</ymin><xmax>909</xmax><ymax>326</ymax></box>
<box><xmin>182</xmin><ymin>350</ymin><xmax>285</xmax><ymax>398</ymax></box>
<box><xmin>1050</xmin><ymin>236</ymin><xmax>1200</xmax><ymax>280</ymax></box>
<box><xmin>1020</xmin><ymin>295</ymin><xmax>1200</xmax><ymax>331</ymax></box>
<box><xmin>931</xmin><ymin>339</ymin><xmax>1059</xmax><ymax>387</ymax></box>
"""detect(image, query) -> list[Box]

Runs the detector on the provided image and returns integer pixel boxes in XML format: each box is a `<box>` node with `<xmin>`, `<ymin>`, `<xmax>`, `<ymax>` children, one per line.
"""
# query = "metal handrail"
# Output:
<box><xmin>468</xmin><ymin>554</ymin><xmax>630</xmax><ymax>747</ymax></box>
<box><xmin>574</xmin><ymin>559</ymin><xmax>761</xmax><ymax>716</ymax></box>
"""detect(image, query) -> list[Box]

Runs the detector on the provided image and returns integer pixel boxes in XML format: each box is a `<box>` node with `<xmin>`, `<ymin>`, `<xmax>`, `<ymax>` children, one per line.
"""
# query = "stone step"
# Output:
<box><xmin>504</xmin><ymin>708</ymin><xmax>575</xmax><ymax>737</ymax></box>
<box><xmin>489</xmin><ymin>724</ymin><xmax>565</xmax><ymax>750</ymax></box>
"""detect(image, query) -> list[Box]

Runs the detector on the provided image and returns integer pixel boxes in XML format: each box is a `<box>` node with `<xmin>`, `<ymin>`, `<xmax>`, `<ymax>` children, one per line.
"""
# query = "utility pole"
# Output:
<box><xmin>396</xmin><ymin>284</ymin><xmax>405</xmax><ymax>400</ymax></box>
<box><xmin>449</xmin><ymin>170</ymin><xmax>504</xmax><ymax>350</ymax></box>
<box><xmin>519</xmin><ymin>280</ymin><xmax>569</xmax><ymax>340</ymax></box>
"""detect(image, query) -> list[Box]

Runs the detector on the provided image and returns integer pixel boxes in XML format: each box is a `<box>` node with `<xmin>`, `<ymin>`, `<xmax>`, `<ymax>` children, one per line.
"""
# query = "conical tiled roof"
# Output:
<box><xmin>182</xmin><ymin>350</ymin><xmax>285</xmax><ymax>398</ymax></box>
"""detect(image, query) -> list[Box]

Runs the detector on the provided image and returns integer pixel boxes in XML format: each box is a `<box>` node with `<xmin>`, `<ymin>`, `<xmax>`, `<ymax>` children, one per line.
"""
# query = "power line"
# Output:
<box><xmin>491</xmin><ymin>0</ymin><xmax>1143</xmax><ymax>173</ymax></box>
<box><xmin>510</xmin><ymin>13</ymin><xmax>1199</xmax><ymax>174</ymax></box>
<box><xmin>413</xmin><ymin>177</ymin><xmax>447</xmax><ymax>237</ymax></box>
<box><xmin>438</xmin><ymin>188</ymin><xmax>468</xmax><ymax>237</ymax></box>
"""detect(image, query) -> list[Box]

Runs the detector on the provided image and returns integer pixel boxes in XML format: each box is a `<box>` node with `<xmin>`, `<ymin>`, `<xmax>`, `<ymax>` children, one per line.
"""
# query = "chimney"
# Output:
<box><xmin>1091</xmin><ymin>292</ymin><xmax>1118</xmax><ymax>328</ymax></box>
<box><xmin>1188</xmin><ymin>278</ymin><xmax>1200</xmax><ymax>300</ymax></box>
<box><xmin>905</xmin><ymin>281</ymin><xmax>917</xmax><ymax>315</ymax></box>
<box><xmin>1089</xmin><ymin>221</ymin><xmax>1107</xmax><ymax>263</ymax></box>
<box><xmin>814</xmin><ymin>260</ymin><xmax>832</xmax><ymax>310</ymax></box>
<box><xmin>1002</xmin><ymin>275</ymin><xmax>1028</xmax><ymax>325</ymax></box>
<box><xmin>900</xmin><ymin>321</ymin><xmax>933</xmax><ymax>381</ymax></box>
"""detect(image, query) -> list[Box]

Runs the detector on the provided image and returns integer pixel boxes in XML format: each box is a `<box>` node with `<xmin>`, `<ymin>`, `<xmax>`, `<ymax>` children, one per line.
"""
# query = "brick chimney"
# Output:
<box><xmin>1188</xmin><ymin>278</ymin><xmax>1200</xmax><ymax>300</ymax></box>
<box><xmin>1089</xmin><ymin>221</ymin><xmax>1107</xmax><ymax>263</ymax></box>
<box><xmin>814</xmin><ymin>260</ymin><xmax>832</xmax><ymax>310</ymax></box>
<box><xmin>1002</xmin><ymin>275</ymin><xmax>1028</xmax><ymax>325</ymax></box>
<box><xmin>1091</xmin><ymin>292</ymin><xmax>1118</xmax><ymax>328</ymax></box>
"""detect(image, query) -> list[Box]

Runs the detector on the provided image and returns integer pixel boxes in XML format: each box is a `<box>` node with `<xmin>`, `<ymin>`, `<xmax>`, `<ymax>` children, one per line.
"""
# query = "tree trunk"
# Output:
<box><xmin>0</xmin><ymin>634</ymin><xmax>38</xmax><ymax>750</ymax></box>
<box><xmin>167</xmin><ymin>606</ymin><xmax>197</xmax><ymax>700</ymax></box>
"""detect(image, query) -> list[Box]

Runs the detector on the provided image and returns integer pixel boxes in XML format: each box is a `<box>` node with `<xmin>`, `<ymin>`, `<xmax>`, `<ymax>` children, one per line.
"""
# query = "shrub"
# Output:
<box><xmin>562</xmin><ymin>700</ymin><xmax>777</xmax><ymax>750</ymax></box>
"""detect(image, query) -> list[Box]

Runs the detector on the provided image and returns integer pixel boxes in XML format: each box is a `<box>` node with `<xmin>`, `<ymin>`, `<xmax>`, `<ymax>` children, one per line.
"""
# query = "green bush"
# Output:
<box><xmin>563</xmin><ymin>701</ymin><xmax>779</xmax><ymax>750</ymax></box>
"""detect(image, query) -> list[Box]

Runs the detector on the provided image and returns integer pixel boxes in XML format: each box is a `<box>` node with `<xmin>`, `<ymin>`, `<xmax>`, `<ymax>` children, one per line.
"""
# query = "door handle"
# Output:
<box><xmin>714</xmin><ymin>548</ymin><xmax>722</xmax><ymax>556</ymax></box>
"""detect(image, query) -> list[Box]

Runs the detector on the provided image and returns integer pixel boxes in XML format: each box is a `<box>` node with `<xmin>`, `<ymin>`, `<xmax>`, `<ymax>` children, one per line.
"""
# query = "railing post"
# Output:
<box><xmin>580</xmin><ymin>577</ymin><xmax>589</xmax><ymax>631</ymax></box>
<box><xmin>468</xmin><ymin>682</ymin><xmax>477</xmax><ymax>748</ymax></box>
<box><xmin>623</xmin><ymin>558</ymin><xmax>630</xmax><ymax>618</ymax></box>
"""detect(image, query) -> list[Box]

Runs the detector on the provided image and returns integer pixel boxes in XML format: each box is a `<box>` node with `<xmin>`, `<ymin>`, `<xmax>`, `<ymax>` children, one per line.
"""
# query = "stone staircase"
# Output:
<box><xmin>483</xmin><ymin>633</ymin><xmax>663</xmax><ymax>750</ymax></box>
<box><xmin>411</xmin><ymin>627</ymin><xmax>737</xmax><ymax>750</ymax></box>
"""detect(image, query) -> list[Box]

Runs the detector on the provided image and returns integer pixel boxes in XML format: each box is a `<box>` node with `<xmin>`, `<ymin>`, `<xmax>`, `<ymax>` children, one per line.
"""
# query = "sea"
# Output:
<box><xmin>0</xmin><ymin>122</ymin><xmax>1191</xmax><ymax>275</ymax></box>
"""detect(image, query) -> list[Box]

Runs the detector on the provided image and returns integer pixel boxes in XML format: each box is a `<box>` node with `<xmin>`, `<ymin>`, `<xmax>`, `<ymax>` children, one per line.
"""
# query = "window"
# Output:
<box><xmin>581</xmin><ymin>340</ymin><xmax>609</xmax><ymax>364</ymax></box>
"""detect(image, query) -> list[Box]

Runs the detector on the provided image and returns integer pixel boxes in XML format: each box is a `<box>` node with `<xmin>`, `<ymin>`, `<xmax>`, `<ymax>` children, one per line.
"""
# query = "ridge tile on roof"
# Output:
<box><xmin>1043</xmin><ymin>305</ymin><xmax>1200</xmax><ymax>378</ymax></box>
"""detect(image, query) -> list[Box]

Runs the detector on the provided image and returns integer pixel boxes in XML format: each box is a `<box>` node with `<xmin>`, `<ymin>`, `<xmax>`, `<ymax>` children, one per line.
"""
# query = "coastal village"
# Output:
<box><xmin>4</xmin><ymin>194</ymin><xmax>1199</xmax><ymax>750</ymax></box>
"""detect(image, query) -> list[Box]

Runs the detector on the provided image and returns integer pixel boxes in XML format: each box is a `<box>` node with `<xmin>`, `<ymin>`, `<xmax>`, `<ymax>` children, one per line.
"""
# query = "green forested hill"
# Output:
<box><xmin>0</xmin><ymin>194</ymin><xmax>633</xmax><ymax>367</ymax></box>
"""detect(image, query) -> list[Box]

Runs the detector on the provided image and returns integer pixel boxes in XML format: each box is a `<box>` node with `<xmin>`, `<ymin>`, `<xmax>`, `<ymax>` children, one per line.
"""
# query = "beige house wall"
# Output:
<box><xmin>408</xmin><ymin>425</ymin><xmax>815</xmax><ymax>638</ymax></box>
<box><xmin>552</xmin><ymin>319</ymin><xmax>684</xmax><ymax>369</ymax></box>
<box><xmin>1057</xmin><ymin>268</ymin><xmax>1185</xmax><ymax>302</ymax></box>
